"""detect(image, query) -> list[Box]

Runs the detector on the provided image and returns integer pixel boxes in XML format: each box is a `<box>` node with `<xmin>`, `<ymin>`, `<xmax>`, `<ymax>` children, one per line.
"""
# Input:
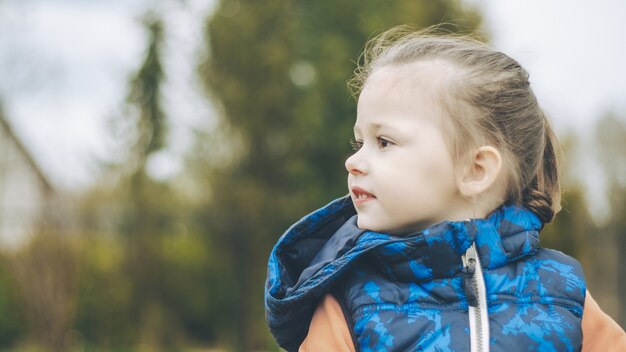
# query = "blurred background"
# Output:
<box><xmin>0</xmin><ymin>0</ymin><xmax>625</xmax><ymax>350</ymax></box>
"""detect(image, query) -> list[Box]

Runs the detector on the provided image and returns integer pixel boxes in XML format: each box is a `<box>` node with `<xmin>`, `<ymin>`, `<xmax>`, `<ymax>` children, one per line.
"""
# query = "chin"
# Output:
<box><xmin>356</xmin><ymin>218</ymin><xmax>376</xmax><ymax>231</ymax></box>
<box><xmin>364</xmin><ymin>220</ymin><xmax>425</xmax><ymax>236</ymax></box>
<box><xmin>357</xmin><ymin>218</ymin><xmax>392</xmax><ymax>233</ymax></box>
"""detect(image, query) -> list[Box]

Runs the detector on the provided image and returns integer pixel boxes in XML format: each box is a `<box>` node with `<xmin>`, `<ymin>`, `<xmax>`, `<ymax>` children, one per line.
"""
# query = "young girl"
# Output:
<box><xmin>265</xmin><ymin>27</ymin><xmax>626</xmax><ymax>351</ymax></box>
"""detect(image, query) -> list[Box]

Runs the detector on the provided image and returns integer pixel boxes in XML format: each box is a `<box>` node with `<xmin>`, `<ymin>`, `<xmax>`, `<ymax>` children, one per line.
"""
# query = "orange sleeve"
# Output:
<box><xmin>299</xmin><ymin>294</ymin><xmax>356</xmax><ymax>352</ymax></box>
<box><xmin>582</xmin><ymin>290</ymin><xmax>626</xmax><ymax>352</ymax></box>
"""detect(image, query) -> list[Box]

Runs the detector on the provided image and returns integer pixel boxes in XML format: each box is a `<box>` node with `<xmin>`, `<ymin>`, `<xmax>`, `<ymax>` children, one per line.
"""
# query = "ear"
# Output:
<box><xmin>457</xmin><ymin>146</ymin><xmax>502</xmax><ymax>198</ymax></box>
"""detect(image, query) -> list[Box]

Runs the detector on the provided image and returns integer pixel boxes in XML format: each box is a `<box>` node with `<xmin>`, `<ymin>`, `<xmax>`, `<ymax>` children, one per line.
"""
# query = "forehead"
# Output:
<box><xmin>355</xmin><ymin>61</ymin><xmax>456</xmax><ymax>130</ymax></box>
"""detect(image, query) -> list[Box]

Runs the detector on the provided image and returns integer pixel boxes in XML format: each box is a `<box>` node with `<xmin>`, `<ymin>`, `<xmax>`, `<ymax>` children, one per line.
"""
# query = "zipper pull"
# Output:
<box><xmin>463</xmin><ymin>243</ymin><xmax>490</xmax><ymax>352</ymax></box>
<box><xmin>462</xmin><ymin>257</ymin><xmax>479</xmax><ymax>307</ymax></box>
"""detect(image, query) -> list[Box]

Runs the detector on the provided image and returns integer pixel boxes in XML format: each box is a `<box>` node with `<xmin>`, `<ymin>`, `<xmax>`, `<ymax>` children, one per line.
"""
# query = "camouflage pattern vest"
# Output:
<box><xmin>265</xmin><ymin>196</ymin><xmax>585</xmax><ymax>351</ymax></box>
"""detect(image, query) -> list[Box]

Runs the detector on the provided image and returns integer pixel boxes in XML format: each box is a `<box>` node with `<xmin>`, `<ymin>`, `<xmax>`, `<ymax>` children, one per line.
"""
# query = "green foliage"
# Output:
<box><xmin>593</xmin><ymin>113</ymin><xmax>626</xmax><ymax>326</ymax></box>
<box><xmin>541</xmin><ymin>186</ymin><xmax>591</xmax><ymax>260</ymax></box>
<box><xmin>4</xmin><ymin>232</ymin><xmax>79</xmax><ymax>351</ymax></box>
<box><xmin>70</xmin><ymin>11</ymin><xmax>220</xmax><ymax>350</ymax></box>
<box><xmin>70</xmin><ymin>11</ymin><xmax>243</xmax><ymax>349</ymax></box>
<box><xmin>73</xmin><ymin>232</ymin><xmax>222</xmax><ymax>349</ymax></box>
<box><xmin>0</xmin><ymin>255</ymin><xmax>24</xmax><ymax>347</ymax></box>
<box><xmin>199</xmin><ymin>0</ymin><xmax>483</xmax><ymax>349</ymax></box>
<box><xmin>126</xmin><ymin>15</ymin><xmax>167</xmax><ymax>161</ymax></box>
<box><xmin>73</xmin><ymin>236</ymin><xmax>135</xmax><ymax>348</ymax></box>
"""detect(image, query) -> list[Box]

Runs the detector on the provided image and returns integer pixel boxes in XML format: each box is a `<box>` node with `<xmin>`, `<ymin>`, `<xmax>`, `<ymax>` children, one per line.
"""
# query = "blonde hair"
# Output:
<box><xmin>349</xmin><ymin>26</ymin><xmax>561</xmax><ymax>223</ymax></box>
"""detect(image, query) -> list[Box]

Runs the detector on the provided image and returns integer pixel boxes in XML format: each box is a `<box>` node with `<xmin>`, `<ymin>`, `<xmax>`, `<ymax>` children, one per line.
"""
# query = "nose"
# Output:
<box><xmin>345</xmin><ymin>150</ymin><xmax>367</xmax><ymax>175</ymax></box>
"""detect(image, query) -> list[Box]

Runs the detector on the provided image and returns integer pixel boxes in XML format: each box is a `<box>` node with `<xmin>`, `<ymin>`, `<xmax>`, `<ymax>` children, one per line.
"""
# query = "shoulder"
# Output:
<box><xmin>534</xmin><ymin>247</ymin><xmax>585</xmax><ymax>269</ymax></box>
<box><xmin>533</xmin><ymin>248</ymin><xmax>586</xmax><ymax>299</ymax></box>
<box><xmin>486</xmin><ymin>247</ymin><xmax>586</xmax><ymax>315</ymax></box>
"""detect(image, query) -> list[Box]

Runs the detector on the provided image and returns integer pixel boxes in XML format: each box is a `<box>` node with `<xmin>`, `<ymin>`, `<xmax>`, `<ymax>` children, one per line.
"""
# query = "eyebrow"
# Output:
<box><xmin>353</xmin><ymin>122</ymin><xmax>402</xmax><ymax>134</ymax></box>
<box><xmin>354</xmin><ymin>122</ymin><xmax>380</xmax><ymax>134</ymax></box>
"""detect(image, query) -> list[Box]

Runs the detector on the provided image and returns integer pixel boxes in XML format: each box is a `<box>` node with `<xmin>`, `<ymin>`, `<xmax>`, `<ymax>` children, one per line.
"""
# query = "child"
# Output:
<box><xmin>265</xmin><ymin>27</ymin><xmax>626</xmax><ymax>351</ymax></box>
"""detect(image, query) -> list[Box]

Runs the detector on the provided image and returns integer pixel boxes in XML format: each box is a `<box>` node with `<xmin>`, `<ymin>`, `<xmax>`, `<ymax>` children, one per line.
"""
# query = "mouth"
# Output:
<box><xmin>351</xmin><ymin>186</ymin><xmax>376</xmax><ymax>205</ymax></box>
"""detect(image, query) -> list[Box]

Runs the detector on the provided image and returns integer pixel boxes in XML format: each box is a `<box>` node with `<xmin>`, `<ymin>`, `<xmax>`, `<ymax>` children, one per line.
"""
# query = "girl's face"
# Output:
<box><xmin>345</xmin><ymin>63</ymin><xmax>469</xmax><ymax>235</ymax></box>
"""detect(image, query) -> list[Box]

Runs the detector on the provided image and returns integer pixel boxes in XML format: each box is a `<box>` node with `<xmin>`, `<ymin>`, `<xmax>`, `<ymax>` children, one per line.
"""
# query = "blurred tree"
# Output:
<box><xmin>0</xmin><ymin>254</ymin><xmax>24</xmax><ymax>347</ymax></box>
<box><xmin>74</xmin><ymin>182</ymin><xmax>218</xmax><ymax>349</ymax></box>
<box><xmin>122</xmin><ymin>14</ymin><xmax>171</xmax><ymax>348</ymax></box>
<box><xmin>541</xmin><ymin>186</ymin><xmax>592</xmax><ymax>262</ymax></box>
<box><xmin>10</xmin><ymin>232</ymin><xmax>79</xmax><ymax>351</ymax></box>
<box><xmin>115</xmin><ymin>13</ymin><xmax>205</xmax><ymax>349</ymax></box>
<box><xmin>72</xmin><ymin>231</ymin><xmax>135</xmax><ymax>349</ymax></box>
<box><xmin>126</xmin><ymin>15</ymin><xmax>167</xmax><ymax>165</ymax></box>
<box><xmin>77</xmin><ymin>13</ymin><xmax>188</xmax><ymax>349</ymax></box>
<box><xmin>197</xmin><ymin>0</ymin><xmax>482</xmax><ymax>349</ymax></box>
<box><xmin>540</xmin><ymin>132</ymin><xmax>592</xmax><ymax>262</ymax></box>
<box><xmin>595</xmin><ymin>113</ymin><xmax>626</xmax><ymax>188</ymax></box>
<box><xmin>593</xmin><ymin>112</ymin><xmax>626</xmax><ymax>326</ymax></box>
<box><xmin>75</xmin><ymin>10</ymin><xmax>221</xmax><ymax>349</ymax></box>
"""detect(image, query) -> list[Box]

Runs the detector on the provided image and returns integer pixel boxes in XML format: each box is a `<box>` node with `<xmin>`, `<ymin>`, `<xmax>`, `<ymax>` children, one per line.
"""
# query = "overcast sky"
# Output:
<box><xmin>0</xmin><ymin>0</ymin><xmax>625</xmax><ymax>218</ymax></box>
<box><xmin>0</xmin><ymin>0</ymin><xmax>215</xmax><ymax>190</ymax></box>
<box><xmin>479</xmin><ymin>0</ymin><xmax>626</xmax><ymax>130</ymax></box>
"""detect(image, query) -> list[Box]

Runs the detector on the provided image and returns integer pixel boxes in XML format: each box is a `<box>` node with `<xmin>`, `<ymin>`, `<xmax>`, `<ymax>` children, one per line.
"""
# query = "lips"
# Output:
<box><xmin>351</xmin><ymin>186</ymin><xmax>376</xmax><ymax>205</ymax></box>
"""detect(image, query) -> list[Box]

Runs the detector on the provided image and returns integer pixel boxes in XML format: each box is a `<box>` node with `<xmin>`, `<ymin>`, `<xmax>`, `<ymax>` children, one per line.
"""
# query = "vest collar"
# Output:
<box><xmin>361</xmin><ymin>201</ymin><xmax>543</xmax><ymax>282</ymax></box>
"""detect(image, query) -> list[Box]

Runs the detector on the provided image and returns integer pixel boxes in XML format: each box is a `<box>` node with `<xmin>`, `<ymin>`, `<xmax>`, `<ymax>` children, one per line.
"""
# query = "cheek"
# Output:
<box><xmin>376</xmin><ymin>165</ymin><xmax>424</xmax><ymax>209</ymax></box>
<box><xmin>393</xmin><ymin>155</ymin><xmax>456</xmax><ymax>199</ymax></box>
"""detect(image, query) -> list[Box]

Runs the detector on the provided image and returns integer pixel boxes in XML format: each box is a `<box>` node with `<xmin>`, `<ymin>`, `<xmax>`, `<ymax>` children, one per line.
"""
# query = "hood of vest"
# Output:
<box><xmin>265</xmin><ymin>195</ymin><xmax>543</xmax><ymax>350</ymax></box>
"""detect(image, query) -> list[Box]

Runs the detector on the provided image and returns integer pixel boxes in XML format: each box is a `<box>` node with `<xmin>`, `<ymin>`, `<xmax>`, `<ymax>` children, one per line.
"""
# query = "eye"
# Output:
<box><xmin>349</xmin><ymin>138</ymin><xmax>363</xmax><ymax>151</ymax></box>
<box><xmin>377</xmin><ymin>137</ymin><xmax>392</xmax><ymax>149</ymax></box>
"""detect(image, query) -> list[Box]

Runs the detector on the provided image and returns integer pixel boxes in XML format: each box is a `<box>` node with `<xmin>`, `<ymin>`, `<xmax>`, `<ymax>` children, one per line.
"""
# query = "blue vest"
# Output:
<box><xmin>265</xmin><ymin>196</ymin><xmax>585</xmax><ymax>351</ymax></box>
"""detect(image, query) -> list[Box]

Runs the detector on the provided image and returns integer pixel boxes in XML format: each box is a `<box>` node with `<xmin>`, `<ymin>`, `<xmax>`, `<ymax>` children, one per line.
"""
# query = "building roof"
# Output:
<box><xmin>0</xmin><ymin>106</ymin><xmax>55</xmax><ymax>194</ymax></box>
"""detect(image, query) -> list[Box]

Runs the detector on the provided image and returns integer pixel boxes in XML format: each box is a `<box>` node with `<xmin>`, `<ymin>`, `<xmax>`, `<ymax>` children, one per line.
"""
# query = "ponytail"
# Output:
<box><xmin>522</xmin><ymin>114</ymin><xmax>561</xmax><ymax>224</ymax></box>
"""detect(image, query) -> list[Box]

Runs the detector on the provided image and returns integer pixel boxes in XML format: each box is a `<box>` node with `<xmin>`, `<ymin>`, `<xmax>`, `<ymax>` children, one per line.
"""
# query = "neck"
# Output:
<box><xmin>446</xmin><ymin>198</ymin><xmax>504</xmax><ymax>222</ymax></box>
